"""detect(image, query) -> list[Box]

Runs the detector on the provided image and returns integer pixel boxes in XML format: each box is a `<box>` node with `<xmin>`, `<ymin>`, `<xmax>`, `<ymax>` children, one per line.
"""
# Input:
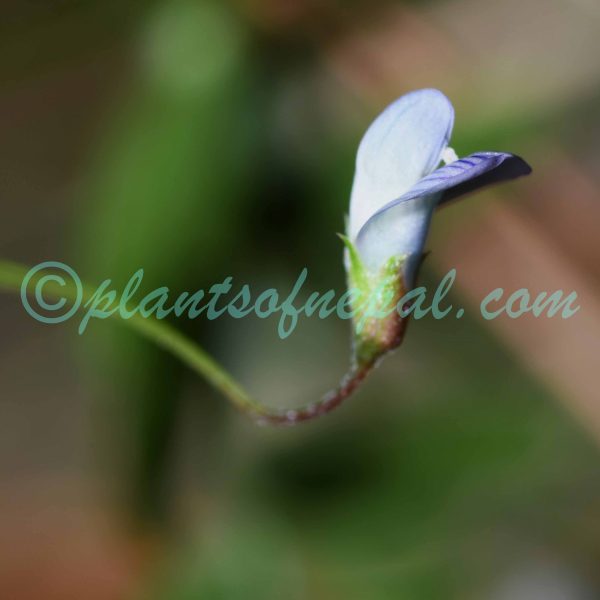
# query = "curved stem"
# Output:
<box><xmin>0</xmin><ymin>260</ymin><xmax>368</xmax><ymax>426</ymax></box>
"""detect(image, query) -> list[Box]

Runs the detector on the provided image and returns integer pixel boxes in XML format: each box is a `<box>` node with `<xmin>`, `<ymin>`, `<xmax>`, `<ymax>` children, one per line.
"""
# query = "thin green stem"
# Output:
<box><xmin>0</xmin><ymin>259</ymin><xmax>368</xmax><ymax>426</ymax></box>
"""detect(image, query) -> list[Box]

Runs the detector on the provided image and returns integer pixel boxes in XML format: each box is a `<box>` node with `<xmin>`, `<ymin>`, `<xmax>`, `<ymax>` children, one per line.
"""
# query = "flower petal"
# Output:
<box><xmin>348</xmin><ymin>89</ymin><xmax>454</xmax><ymax>239</ymax></box>
<box><xmin>355</xmin><ymin>195</ymin><xmax>438</xmax><ymax>288</ymax></box>
<box><xmin>391</xmin><ymin>151</ymin><xmax>532</xmax><ymax>206</ymax></box>
<box><xmin>355</xmin><ymin>152</ymin><xmax>532</xmax><ymax>286</ymax></box>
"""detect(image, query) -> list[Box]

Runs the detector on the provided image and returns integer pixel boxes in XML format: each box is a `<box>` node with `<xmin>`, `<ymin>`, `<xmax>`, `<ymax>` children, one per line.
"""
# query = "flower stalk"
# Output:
<box><xmin>0</xmin><ymin>259</ymin><xmax>373</xmax><ymax>426</ymax></box>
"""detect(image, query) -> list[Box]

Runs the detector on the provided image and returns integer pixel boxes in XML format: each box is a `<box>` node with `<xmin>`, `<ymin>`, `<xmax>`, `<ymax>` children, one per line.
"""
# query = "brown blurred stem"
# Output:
<box><xmin>0</xmin><ymin>260</ymin><xmax>372</xmax><ymax>426</ymax></box>
<box><xmin>250</xmin><ymin>362</ymin><xmax>375</xmax><ymax>426</ymax></box>
<box><xmin>127</xmin><ymin>310</ymin><xmax>374</xmax><ymax>426</ymax></box>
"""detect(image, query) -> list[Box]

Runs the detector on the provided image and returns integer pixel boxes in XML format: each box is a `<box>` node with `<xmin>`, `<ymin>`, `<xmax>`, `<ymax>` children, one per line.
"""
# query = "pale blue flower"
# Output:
<box><xmin>348</xmin><ymin>89</ymin><xmax>532</xmax><ymax>288</ymax></box>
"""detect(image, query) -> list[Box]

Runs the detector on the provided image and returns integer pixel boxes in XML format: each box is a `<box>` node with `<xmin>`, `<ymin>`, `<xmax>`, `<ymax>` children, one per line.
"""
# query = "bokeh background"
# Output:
<box><xmin>1</xmin><ymin>0</ymin><xmax>600</xmax><ymax>598</ymax></box>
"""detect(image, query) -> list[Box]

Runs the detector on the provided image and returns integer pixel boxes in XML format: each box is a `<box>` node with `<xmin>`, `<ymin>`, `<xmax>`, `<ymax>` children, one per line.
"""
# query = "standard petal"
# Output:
<box><xmin>348</xmin><ymin>89</ymin><xmax>454</xmax><ymax>240</ymax></box>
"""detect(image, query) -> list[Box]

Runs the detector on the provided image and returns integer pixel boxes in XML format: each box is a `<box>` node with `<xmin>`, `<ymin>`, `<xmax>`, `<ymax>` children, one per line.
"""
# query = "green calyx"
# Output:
<box><xmin>339</xmin><ymin>234</ymin><xmax>408</xmax><ymax>368</ymax></box>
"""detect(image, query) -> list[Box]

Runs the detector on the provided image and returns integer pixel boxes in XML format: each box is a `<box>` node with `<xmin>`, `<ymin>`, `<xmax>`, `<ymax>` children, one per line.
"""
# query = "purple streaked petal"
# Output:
<box><xmin>393</xmin><ymin>151</ymin><xmax>532</xmax><ymax>206</ymax></box>
<box><xmin>354</xmin><ymin>152</ymin><xmax>532</xmax><ymax>285</ymax></box>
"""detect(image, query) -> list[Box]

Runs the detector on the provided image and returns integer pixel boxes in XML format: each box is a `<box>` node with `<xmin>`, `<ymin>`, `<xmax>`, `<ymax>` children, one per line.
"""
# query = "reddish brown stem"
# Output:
<box><xmin>251</xmin><ymin>362</ymin><xmax>375</xmax><ymax>426</ymax></box>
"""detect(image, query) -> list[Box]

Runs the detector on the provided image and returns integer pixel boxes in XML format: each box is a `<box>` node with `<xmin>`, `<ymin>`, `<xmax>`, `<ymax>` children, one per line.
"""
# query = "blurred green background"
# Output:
<box><xmin>1</xmin><ymin>0</ymin><xmax>600</xmax><ymax>598</ymax></box>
